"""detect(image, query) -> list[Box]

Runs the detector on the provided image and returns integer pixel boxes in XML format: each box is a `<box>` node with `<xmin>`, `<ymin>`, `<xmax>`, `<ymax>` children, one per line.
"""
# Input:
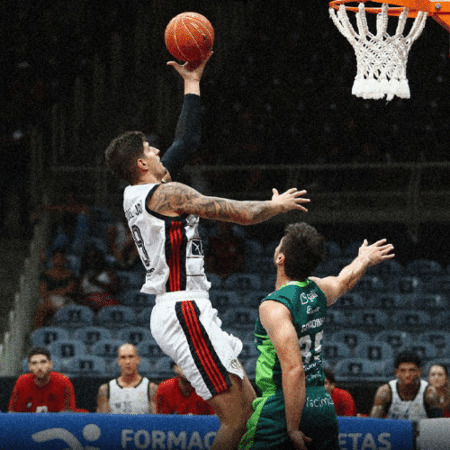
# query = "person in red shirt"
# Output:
<box><xmin>156</xmin><ymin>361</ymin><xmax>215</xmax><ymax>415</ymax></box>
<box><xmin>324</xmin><ymin>367</ymin><xmax>358</xmax><ymax>416</ymax></box>
<box><xmin>8</xmin><ymin>347</ymin><xmax>77</xmax><ymax>413</ymax></box>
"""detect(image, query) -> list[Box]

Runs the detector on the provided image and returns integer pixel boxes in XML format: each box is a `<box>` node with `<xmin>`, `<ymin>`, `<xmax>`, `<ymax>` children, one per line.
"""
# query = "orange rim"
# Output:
<box><xmin>329</xmin><ymin>0</ymin><xmax>428</xmax><ymax>16</ymax></box>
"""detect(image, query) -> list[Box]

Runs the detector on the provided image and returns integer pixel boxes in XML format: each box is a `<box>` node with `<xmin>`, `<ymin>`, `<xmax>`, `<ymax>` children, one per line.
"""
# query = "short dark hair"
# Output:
<box><xmin>279</xmin><ymin>222</ymin><xmax>326</xmax><ymax>280</ymax></box>
<box><xmin>28</xmin><ymin>347</ymin><xmax>51</xmax><ymax>362</ymax></box>
<box><xmin>323</xmin><ymin>367</ymin><xmax>336</xmax><ymax>384</ymax></box>
<box><xmin>394</xmin><ymin>350</ymin><xmax>421</xmax><ymax>369</ymax></box>
<box><xmin>105</xmin><ymin>131</ymin><xmax>146</xmax><ymax>184</ymax></box>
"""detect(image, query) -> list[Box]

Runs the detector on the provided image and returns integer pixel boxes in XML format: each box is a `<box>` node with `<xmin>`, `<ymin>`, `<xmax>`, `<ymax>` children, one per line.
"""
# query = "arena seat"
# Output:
<box><xmin>30</xmin><ymin>326</ymin><xmax>70</xmax><ymax>347</ymax></box>
<box><xmin>117</xmin><ymin>326</ymin><xmax>154</xmax><ymax>346</ymax></box>
<box><xmin>221</xmin><ymin>307</ymin><xmax>259</xmax><ymax>330</ymax></box>
<box><xmin>351</xmin><ymin>309</ymin><xmax>389</xmax><ymax>329</ymax></box>
<box><xmin>90</xmin><ymin>338</ymin><xmax>124</xmax><ymax>364</ymax></box>
<box><xmin>209</xmin><ymin>289</ymin><xmax>241</xmax><ymax>313</ymax></box>
<box><xmin>136</xmin><ymin>307</ymin><xmax>153</xmax><ymax>327</ymax></box>
<box><xmin>332</xmin><ymin>330</ymin><xmax>371</xmax><ymax>354</ymax></box>
<box><xmin>73</xmin><ymin>326</ymin><xmax>112</xmax><ymax>349</ymax></box>
<box><xmin>223</xmin><ymin>273</ymin><xmax>262</xmax><ymax>291</ymax></box>
<box><xmin>152</xmin><ymin>356</ymin><xmax>175</xmax><ymax>379</ymax></box>
<box><xmin>52</xmin><ymin>305</ymin><xmax>95</xmax><ymax>328</ymax></box>
<box><xmin>137</xmin><ymin>340</ymin><xmax>167</xmax><ymax>363</ymax></box>
<box><xmin>418</xmin><ymin>331</ymin><xmax>450</xmax><ymax>357</ymax></box>
<box><xmin>64</xmin><ymin>355</ymin><xmax>108</xmax><ymax>377</ymax></box>
<box><xmin>408</xmin><ymin>293</ymin><xmax>449</xmax><ymax>311</ymax></box>
<box><xmin>47</xmin><ymin>339</ymin><xmax>87</xmax><ymax>360</ymax></box>
<box><xmin>240</xmin><ymin>339</ymin><xmax>258</xmax><ymax>361</ymax></box>
<box><xmin>324</xmin><ymin>309</ymin><xmax>348</xmax><ymax>331</ymax></box>
<box><xmin>118</xmin><ymin>289</ymin><xmax>155</xmax><ymax>310</ymax></box>
<box><xmin>373</xmin><ymin>330</ymin><xmax>412</xmax><ymax>354</ymax></box>
<box><xmin>399</xmin><ymin>342</ymin><xmax>439</xmax><ymax>362</ymax></box>
<box><xmin>392</xmin><ymin>309</ymin><xmax>432</xmax><ymax>331</ymax></box>
<box><xmin>96</xmin><ymin>305</ymin><xmax>136</xmax><ymax>328</ymax></box>
<box><xmin>334</xmin><ymin>292</ymin><xmax>365</xmax><ymax>309</ymax></box>
<box><xmin>354</xmin><ymin>341</ymin><xmax>395</xmax><ymax>362</ymax></box>
<box><xmin>405</xmin><ymin>259</ymin><xmax>443</xmax><ymax>277</ymax></box>
<box><xmin>334</xmin><ymin>357</ymin><xmax>379</xmax><ymax>381</ymax></box>
<box><xmin>322</xmin><ymin>342</ymin><xmax>352</xmax><ymax>365</ymax></box>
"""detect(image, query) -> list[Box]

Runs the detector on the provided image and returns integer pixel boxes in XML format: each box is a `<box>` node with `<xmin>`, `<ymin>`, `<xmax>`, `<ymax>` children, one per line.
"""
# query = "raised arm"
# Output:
<box><xmin>260</xmin><ymin>301</ymin><xmax>312</xmax><ymax>450</ymax></box>
<box><xmin>148</xmin><ymin>182</ymin><xmax>310</xmax><ymax>225</ymax></box>
<box><xmin>425</xmin><ymin>385</ymin><xmax>445</xmax><ymax>417</ymax></box>
<box><xmin>310</xmin><ymin>239</ymin><xmax>394</xmax><ymax>306</ymax></box>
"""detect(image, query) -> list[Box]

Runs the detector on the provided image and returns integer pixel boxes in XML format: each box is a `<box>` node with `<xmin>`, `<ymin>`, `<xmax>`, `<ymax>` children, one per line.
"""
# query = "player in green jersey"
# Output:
<box><xmin>239</xmin><ymin>222</ymin><xmax>394</xmax><ymax>450</ymax></box>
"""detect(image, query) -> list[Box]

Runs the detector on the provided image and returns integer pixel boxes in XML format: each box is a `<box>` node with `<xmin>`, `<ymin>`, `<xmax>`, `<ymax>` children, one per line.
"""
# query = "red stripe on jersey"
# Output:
<box><xmin>181</xmin><ymin>302</ymin><xmax>228</xmax><ymax>394</ymax></box>
<box><xmin>168</xmin><ymin>221</ymin><xmax>182</xmax><ymax>291</ymax></box>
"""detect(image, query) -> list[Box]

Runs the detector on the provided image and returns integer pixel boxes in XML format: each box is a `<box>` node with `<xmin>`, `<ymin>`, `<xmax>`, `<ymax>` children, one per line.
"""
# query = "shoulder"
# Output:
<box><xmin>156</xmin><ymin>377</ymin><xmax>177</xmax><ymax>392</ymax></box>
<box><xmin>14</xmin><ymin>373</ymin><xmax>33</xmax><ymax>386</ymax></box>
<box><xmin>51</xmin><ymin>371</ymin><xmax>73</xmax><ymax>386</ymax></box>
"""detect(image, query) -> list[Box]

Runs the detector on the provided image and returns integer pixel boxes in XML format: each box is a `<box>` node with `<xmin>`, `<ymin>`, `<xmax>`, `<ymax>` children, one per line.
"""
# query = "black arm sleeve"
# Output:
<box><xmin>161</xmin><ymin>93</ymin><xmax>201</xmax><ymax>179</ymax></box>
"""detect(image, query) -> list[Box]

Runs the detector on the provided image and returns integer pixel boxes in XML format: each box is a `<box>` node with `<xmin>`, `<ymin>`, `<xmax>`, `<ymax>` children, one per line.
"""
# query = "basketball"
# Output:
<box><xmin>164</xmin><ymin>12</ymin><xmax>214</xmax><ymax>63</ymax></box>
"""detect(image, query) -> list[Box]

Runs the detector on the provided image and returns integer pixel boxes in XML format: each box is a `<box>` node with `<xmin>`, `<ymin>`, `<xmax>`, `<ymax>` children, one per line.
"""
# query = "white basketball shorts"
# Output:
<box><xmin>150</xmin><ymin>291</ymin><xmax>245</xmax><ymax>400</ymax></box>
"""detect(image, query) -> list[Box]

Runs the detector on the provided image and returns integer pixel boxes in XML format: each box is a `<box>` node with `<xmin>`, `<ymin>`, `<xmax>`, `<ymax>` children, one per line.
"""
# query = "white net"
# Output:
<box><xmin>329</xmin><ymin>2</ymin><xmax>428</xmax><ymax>100</ymax></box>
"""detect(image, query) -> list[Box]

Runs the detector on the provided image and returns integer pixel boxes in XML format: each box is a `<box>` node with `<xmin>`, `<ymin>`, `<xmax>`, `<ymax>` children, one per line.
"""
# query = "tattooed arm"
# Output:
<box><xmin>147</xmin><ymin>182</ymin><xmax>310</xmax><ymax>225</ymax></box>
<box><xmin>370</xmin><ymin>383</ymin><xmax>391</xmax><ymax>418</ymax></box>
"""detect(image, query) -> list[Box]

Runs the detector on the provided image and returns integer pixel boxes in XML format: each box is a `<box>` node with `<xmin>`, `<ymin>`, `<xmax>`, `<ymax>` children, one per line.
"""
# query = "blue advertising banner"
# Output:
<box><xmin>0</xmin><ymin>413</ymin><xmax>414</xmax><ymax>450</ymax></box>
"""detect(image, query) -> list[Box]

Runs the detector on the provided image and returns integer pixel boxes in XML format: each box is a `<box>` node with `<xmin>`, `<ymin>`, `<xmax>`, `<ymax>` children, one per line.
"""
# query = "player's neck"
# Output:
<box><xmin>34</xmin><ymin>374</ymin><xmax>51</xmax><ymax>387</ymax></box>
<box><xmin>275</xmin><ymin>272</ymin><xmax>293</xmax><ymax>290</ymax></box>
<box><xmin>119</xmin><ymin>373</ymin><xmax>141</xmax><ymax>387</ymax></box>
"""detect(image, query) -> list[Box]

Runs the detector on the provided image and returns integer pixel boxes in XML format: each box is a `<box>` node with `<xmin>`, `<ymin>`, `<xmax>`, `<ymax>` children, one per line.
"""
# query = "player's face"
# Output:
<box><xmin>118</xmin><ymin>346</ymin><xmax>140</xmax><ymax>375</ymax></box>
<box><xmin>428</xmin><ymin>365</ymin><xmax>448</xmax><ymax>390</ymax></box>
<box><xmin>395</xmin><ymin>362</ymin><xmax>421</xmax><ymax>387</ymax></box>
<box><xmin>324</xmin><ymin>377</ymin><xmax>333</xmax><ymax>395</ymax></box>
<box><xmin>29</xmin><ymin>354</ymin><xmax>53</xmax><ymax>381</ymax></box>
<box><xmin>142</xmin><ymin>142</ymin><xmax>167</xmax><ymax>179</ymax></box>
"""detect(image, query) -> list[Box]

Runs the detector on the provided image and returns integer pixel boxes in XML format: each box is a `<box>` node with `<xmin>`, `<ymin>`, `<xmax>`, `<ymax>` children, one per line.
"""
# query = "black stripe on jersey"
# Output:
<box><xmin>175</xmin><ymin>301</ymin><xmax>231</xmax><ymax>397</ymax></box>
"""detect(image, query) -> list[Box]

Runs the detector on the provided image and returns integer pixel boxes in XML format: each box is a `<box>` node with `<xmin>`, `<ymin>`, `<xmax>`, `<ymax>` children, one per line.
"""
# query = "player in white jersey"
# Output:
<box><xmin>96</xmin><ymin>343</ymin><xmax>157</xmax><ymax>414</ymax></box>
<box><xmin>370</xmin><ymin>350</ymin><xmax>443</xmax><ymax>421</ymax></box>
<box><xmin>104</xmin><ymin>53</ymin><xmax>310</xmax><ymax>450</ymax></box>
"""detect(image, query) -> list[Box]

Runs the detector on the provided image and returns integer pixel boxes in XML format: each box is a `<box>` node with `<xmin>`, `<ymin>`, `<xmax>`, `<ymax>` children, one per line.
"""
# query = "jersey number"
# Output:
<box><xmin>131</xmin><ymin>225</ymin><xmax>151</xmax><ymax>268</ymax></box>
<box><xmin>298</xmin><ymin>331</ymin><xmax>323</xmax><ymax>364</ymax></box>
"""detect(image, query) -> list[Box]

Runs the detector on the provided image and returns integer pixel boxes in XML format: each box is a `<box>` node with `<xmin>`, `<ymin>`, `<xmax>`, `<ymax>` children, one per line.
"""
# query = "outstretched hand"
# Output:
<box><xmin>358</xmin><ymin>239</ymin><xmax>395</xmax><ymax>266</ymax></box>
<box><xmin>167</xmin><ymin>51</ymin><xmax>213</xmax><ymax>82</ymax></box>
<box><xmin>271</xmin><ymin>188</ymin><xmax>310</xmax><ymax>213</ymax></box>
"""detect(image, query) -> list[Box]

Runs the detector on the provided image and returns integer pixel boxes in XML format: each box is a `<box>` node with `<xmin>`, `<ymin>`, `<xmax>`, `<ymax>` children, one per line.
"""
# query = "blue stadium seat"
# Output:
<box><xmin>322</xmin><ymin>342</ymin><xmax>352</xmax><ymax>364</ymax></box>
<box><xmin>136</xmin><ymin>340</ymin><xmax>166</xmax><ymax>362</ymax></box>
<box><xmin>332</xmin><ymin>330</ymin><xmax>371</xmax><ymax>353</ymax></box>
<box><xmin>209</xmin><ymin>290</ymin><xmax>241</xmax><ymax>313</ymax></box>
<box><xmin>116</xmin><ymin>270</ymin><xmax>143</xmax><ymax>290</ymax></box>
<box><xmin>96</xmin><ymin>305</ymin><xmax>136</xmax><ymax>328</ymax></box>
<box><xmin>324</xmin><ymin>309</ymin><xmax>347</xmax><ymax>330</ymax></box>
<box><xmin>351</xmin><ymin>309</ymin><xmax>389</xmax><ymax>329</ymax></box>
<box><xmin>418</xmin><ymin>331</ymin><xmax>450</xmax><ymax>357</ymax></box>
<box><xmin>399</xmin><ymin>342</ymin><xmax>439</xmax><ymax>362</ymax></box>
<box><xmin>90</xmin><ymin>338</ymin><xmax>124</xmax><ymax>362</ymax></box>
<box><xmin>205</xmin><ymin>272</ymin><xmax>224</xmax><ymax>290</ymax></box>
<box><xmin>409</xmin><ymin>293</ymin><xmax>448</xmax><ymax>310</ymax></box>
<box><xmin>136</xmin><ymin>307</ymin><xmax>153</xmax><ymax>327</ymax></box>
<box><xmin>354</xmin><ymin>341</ymin><xmax>395</xmax><ymax>362</ymax></box>
<box><xmin>335</xmin><ymin>292</ymin><xmax>365</xmax><ymax>309</ymax></box>
<box><xmin>396</xmin><ymin>276</ymin><xmax>424</xmax><ymax>294</ymax></box>
<box><xmin>48</xmin><ymin>339</ymin><xmax>87</xmax><ymax>360</ymax></box>
<box><xmin>30</xmin><ymin>327</ymin><xmax>70</xmax><ymax>347</ymax></box>
<box><xmin>392</xmin><ymin>309</ymin><xmax>432</xmax><ymax>330</ymax></box>
<box><xmin>370</xmin><ymin>259</ymin><xmax>404</xmax><ymax>277</ymax></box>
<box><xmin>373</xmin><ymin>330</ymin><xmax>412</xmax><ymax>353</ymax></box>
<box><xmin>369</xmin><ymin>293</ymin><xmax>410</xmax><ymax>310</ymax></box>
<box><xmin>334</xmin><ymin>358</ymin><xmax>378</xmax><ymax>380</ymax></box>
<box><xmin>353</xmin><ymin>275</ymin><xmax>386</xmax><ymax>294</ymax></box>
<box><xmin>52</xmin><ymin>305</ymin><xmax>95</xmax><ymax>328</ymax></box>
<box><xmin>406</xmin><ymin>259</ymin><xmax>443</xmax><ymax>277</ymax></box>
<box><xmin>119</xmin><ymin>289</ymin><xmax>155</xmax><ymax>310</ymax></box>
<box><xmin>425</xmin><ymin>274</ymin><xmax>450</xmax><ymax>294</ymax></box>
<box><xmin>73</xmin><ymin>326</ymin><xmax>112</xmax><ymax>348</ymax></box>
<box><xmin>118</xmin><ymin>327</ymin><xmax>154</xmax><ymax>346</ymax></box>
<box><xmin>152</xmin><ymin>356</ymin><xmax>175</xmax><ymax>379</ymax></box>
<box><xmin>224</xmin><ymin>273</ymin><xmax>262</xmax><ymax>291</ymax></box>
<box><xmin>64</xmin><ymin>355</ymin><xmax>107</xmax><ymax>377</ymax></box>
<box><xmin>221</xmin><ymin>307</ymin><xmax>259</xmax><ymax>330</ymax></box>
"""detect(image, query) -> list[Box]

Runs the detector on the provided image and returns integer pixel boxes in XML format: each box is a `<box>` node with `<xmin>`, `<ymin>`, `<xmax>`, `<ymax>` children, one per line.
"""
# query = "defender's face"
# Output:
<box><xmin>395</xmin><ymin>362</ymin><xmax>421</xmax><ymax>387</ymax></box>
<box><xmin>29</xmin><ymin>355</ymin><xmax>53</xmax><ymax>381</ymax></box>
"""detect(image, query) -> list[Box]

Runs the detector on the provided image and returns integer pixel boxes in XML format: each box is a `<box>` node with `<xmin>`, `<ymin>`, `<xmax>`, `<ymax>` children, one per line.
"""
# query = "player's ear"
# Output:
<box><xmin>275</xmin><ymin>252</ymin><xmax>285</xmax><ymax>266</ymax></box>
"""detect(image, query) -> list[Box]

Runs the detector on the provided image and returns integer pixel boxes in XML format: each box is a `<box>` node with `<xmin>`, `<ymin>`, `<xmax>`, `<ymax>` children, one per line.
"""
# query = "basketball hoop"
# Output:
<box><xmin>329</xmin><ymin>0</ymin><xmax>428</xmax><ymax>100</ymax></box>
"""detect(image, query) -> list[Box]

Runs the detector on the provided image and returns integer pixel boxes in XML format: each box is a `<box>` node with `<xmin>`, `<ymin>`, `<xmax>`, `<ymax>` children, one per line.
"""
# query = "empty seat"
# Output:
<box><xmin>335</xmin><ymin>293</ymin><xmax>365</xmax><ymax>309</ymax></box>
<box><xmin>418</xmin><ymin>331</ymin><xmax>450</xmax><ymax>357</ymax></box>
<box><xmin>396</xmin><ymin>276</ymin><xmax>424</xmax><ymax>294</ymax></box>
<box><xmin>96</xmin><ymin>305</ymin><xmax>136</xmax><ymax>328</ymax></box>
<box><xmin>136</xmin><ymin>307</ymin><xmax>154</xmax><ymax>327</ymax></box>
<box><xmin>52</xmin><ymin>305</ymin><xmax>95</xmax><ymax>328</ymax></box>
<box><xmin>352</xmin><ymin>309</ymin><xmax>389</xmax><ymax>329</ymax></box>
<box><xmin>30</xmin><ymin>327</ymin><xmax>70</xmax><ymax>347</ymax></box>
<box><xmin>392</xmin><ymin>309</ymin><xmax>432</xmax><ymax>330</ymax></box>
<box><xmin>48</xmin><ymin>339</ymin><xmax>86</xmax><ymax>360</ymax></box>
<box><xmin>406</xmin><ymin>259</ymin><xmax>443</xmax><ymax>276</ymax></box>
<box><xmin>136</xmin><ymin>340</ymin><xmax>166</xmax><ymax>362</ymax></box>
<box><xmin>354</xmin><ymin>276</ymin><xmax>386</xmax><ymax>294</ymax></box>
<box><xmin>118</xmin><ymin>327</ymin><xmax>154</xmax><ymax>346</ymax></box>
<box><xmin>322</xmin><ymin>342</ymin><xmax>352</xmax><ymax>363</ymax></box>
<box><xmin>324</xmin><ymin>309</ymin><xmax>347</xmax><ymax>330</ymax></box>
<box><xmin>399</xmin><ymin>342</ymin><xmax>439</xmax><ymax>362</ymax></box>
<box><xmin>409</xmin><ymin>293</ymin><xmax>448</xmax><ymax>310</ymax></box>
<box><xmin>224</xmin><ymin>273</ymin><xmax>261</xmax><ymax>291</ymax></box>
<box><xmin>119</xmin><ymin>289</ymin><xmax>155</xmax><ymax>310</ymax></box>
<box><xmin>209</xmin><ymin>290</ymin><xmax>241</xmax><ymax>313</ymax></box>
<box><xmin>425</xmin><ymin>274</ymin><xmax>450</xmax><ymax>294</ymax></box>
<box><xmin>152</xmin><ymin>356</ymin><xmax>175</xmax><ymax>379</ymax></box>
<box><xmin>73</xmin><ymin>326</ymin><xmax>112</xmax><ymax>348</ymax></box>
<box><xmin>334</xmin><ymin>358</ymin><xmax>377</xmax><ymax>380</ymax></box>
<box><xmin>332</xmin><ymin>330</ymin><xmax>371</xmax><ymax>352</ymax></box>
<box><xmin>65</xmin><ymin>355</ymin><xmax>107</xmax><ymax>377</ymax></box>
<box><xmin>374</xmin><ymin>330</ymin><xmax>412</xmax><ymax>353</ymax></box>
<box><xmin>369</xmin><ymin>293</ymin><xmax>410</xmax><ymax>310</ymax></box>
<box><xmin>90</xmin><ymin>338</ymin><xmax>124</xmax><ymax>361</ymax></box>
<box><xmin>355</xmin><ymin>341</ymin><xmax>395</xmax><ymax>362</ymax></box>
<box><xmin>222</xmin><ymin>307</ymin><xmax>259</xmax><ymax>330</ymax></box>
<box><xmin>371</xmin><ymin>259</ymin><xmax>404</xmax><ymax>277</ymax></box>
<box><xmin>116</xmin><ymin>270</ymin><xmax>143</xmax><ymax>290</ymax></box>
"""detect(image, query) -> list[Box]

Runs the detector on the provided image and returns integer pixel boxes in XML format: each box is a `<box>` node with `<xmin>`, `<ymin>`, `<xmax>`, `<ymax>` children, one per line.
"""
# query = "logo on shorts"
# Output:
<box><xmin>230</xmin><ymin>358</ymin><xmax>242</xmax><ymax>370</ymax></box>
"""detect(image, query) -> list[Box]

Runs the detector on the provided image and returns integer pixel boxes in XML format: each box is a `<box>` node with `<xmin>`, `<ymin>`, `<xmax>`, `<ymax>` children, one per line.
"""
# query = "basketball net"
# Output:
<box><xmin>329</xmin><ymin>2</ymin><xmax>428</xmax><ymax>100</ymax></box>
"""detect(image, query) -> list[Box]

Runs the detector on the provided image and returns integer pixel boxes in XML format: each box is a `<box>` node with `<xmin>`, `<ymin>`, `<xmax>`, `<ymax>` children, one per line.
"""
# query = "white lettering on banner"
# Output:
<box><xmin>121</xmin><ymin>429</ymin><xmax>216</xmax><ymax>449</ymax></box>
<box><xmin>339</xmin><ymin>433</ymin><xmax>392</xmax><ymax>450</ymax></box>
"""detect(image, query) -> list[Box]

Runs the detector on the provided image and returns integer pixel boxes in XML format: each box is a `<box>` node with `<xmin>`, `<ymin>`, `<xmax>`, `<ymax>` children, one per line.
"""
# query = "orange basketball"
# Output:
<box><xmin>164</xmin><ymin>12</ymin><xmax>214</xmax><ymax>63</ymax></box>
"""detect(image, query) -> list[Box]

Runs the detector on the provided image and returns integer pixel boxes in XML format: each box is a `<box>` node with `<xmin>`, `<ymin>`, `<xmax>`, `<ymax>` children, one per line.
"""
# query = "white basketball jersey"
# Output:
<box><xmin>108</xmin><ymin>377</ymin><xmax>150</xmax><ymax>414</ymax></box>
<box><xmin>123</xmin><ymin>183</ymin><xmax>211</xmax><ymax>296</ymax></box>
<box><xmin>386</xmin><ymin>379</ymin><xmax>428</xmax><ymax>421</ymax></box>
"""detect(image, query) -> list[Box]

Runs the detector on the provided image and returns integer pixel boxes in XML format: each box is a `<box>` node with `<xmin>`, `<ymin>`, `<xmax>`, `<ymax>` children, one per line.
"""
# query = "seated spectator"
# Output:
<box><xmin>96</xmin><ymin>343</ymin><xmax>157</xmax><ymax>414</ymax></box>
<box><xmin>33</xmin><ymin>249</ymin><xmax>77</xmax><ymax>329</ymax></box>
<box><xmin>205</xmin><ymin>222</ymin><xmax>246</xmax><ymax>280</ymax></box>
<box><xmin>156</xmin><ymin>361</ymin><xmax>215</xmax><ymax>415</ymax></box>
<box><xmin>324</xmin><ymin>367</ymin><xmax>358</xmax><ymax>416</ymax></box>
<box><xmin>105</xmin><ymin>214</ymin><xmax>139</xmax><ymax>270</ymax></box>
<box><xmin>428</xmin><ymin>363</ymin><xmax>450</xmax><ymax>417</ymax></box>
<box><xmin>8</xmin><ymin>347</ymin><xmax>83</xmax><ymax>412</ymax></box>
<box><xmin>78</xmin><ymin>248</ymin><xmax>120</xmax><ymax>312</ymax></box>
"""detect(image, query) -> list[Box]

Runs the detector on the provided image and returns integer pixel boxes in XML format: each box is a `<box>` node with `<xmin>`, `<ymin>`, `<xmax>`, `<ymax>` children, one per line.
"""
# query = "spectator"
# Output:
<box><xmin>370</xmin><ymin>350</ymin><xmax>443</xmax><ymax>421</ymax></box>
<box><xmin>96</xmin><ymin>343</ymin><xmax>157</xmax><ymax>414</ymax></box>
<box><xmin>32</xmin><ymin>249</ymin><xmax>77</xmax><ymax>329</ymax></box>
<box><xmin>205</xmin><ymin>222</ymin><xmax>246</xmax><ymax>280</ymax></box>
<box><xmin>323</xmin><ymin>367</ymin><xmax>357</xmax><ymax>416</ymax></box>
<box><xmin>105</xmin><ymin>213</ymin><xmax>139</xmax><ymax>270</ymax></box>
<box><xmin>8</xmin><ymin>347</ymin><xmax>77</xmax><ymax>412</ymax></box>
<box><xmin>78</xmin><ymin>248</ymin><xmax>120</xmax><ymax>312</ymax></box>
<box><xmin>428</xmin><ymin>363</ymin><xmax>450</xmax><ymax>417</ymax></box>
<box><xmin>156</xmin><ymin>361</ymin><xmax>215</xmax><ymax>415</ymax></box>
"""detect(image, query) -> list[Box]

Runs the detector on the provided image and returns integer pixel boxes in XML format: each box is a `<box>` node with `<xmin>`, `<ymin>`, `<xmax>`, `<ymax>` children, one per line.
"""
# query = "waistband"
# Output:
<box><xmin>154</xmin><ymin>290</ymin><xmax>210</xmax><ymax>304</ymax></box>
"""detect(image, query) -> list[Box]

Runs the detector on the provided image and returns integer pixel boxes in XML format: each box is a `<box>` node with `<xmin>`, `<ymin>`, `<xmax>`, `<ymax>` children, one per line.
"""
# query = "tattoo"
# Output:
<box><xmin>150</xmin><ymin>182</ymin><xmax>276</xmax><ymax>224</ymax></box>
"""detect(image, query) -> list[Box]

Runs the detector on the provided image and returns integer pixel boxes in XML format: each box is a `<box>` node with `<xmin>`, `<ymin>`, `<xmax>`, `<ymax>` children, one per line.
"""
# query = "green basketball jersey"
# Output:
<box><xmin>254</xmin><ymin>279</ymin><xmax>327</xmax><ymax>395</ymax></box>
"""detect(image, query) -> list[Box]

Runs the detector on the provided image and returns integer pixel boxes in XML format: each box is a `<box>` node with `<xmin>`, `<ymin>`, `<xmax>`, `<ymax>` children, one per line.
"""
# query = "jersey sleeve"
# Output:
<box><xmin>161</xmin><ymin>94</ymin><xmax>201</xmax><ymax>179</ymax></box>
